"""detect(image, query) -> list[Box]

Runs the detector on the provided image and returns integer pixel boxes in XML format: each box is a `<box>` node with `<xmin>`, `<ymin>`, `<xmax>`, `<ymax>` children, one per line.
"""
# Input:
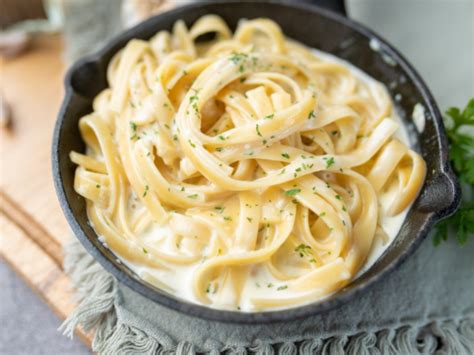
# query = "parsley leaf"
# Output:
<box><xmin>285</xmin><ymin>188</ymin><xmax>301</xmax><ymax>196</ymax></box>
<box><xmin>434</xmin><ymin>99</ymin><xmax>474</xmax><ymax>245</ymax></box>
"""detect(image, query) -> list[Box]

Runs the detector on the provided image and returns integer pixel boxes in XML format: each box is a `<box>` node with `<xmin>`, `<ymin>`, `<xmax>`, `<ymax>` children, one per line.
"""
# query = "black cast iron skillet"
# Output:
<box><xmin>52</xmin><ymin>0</ymin><xmax>461</xmax><ymax>323</ymax></box>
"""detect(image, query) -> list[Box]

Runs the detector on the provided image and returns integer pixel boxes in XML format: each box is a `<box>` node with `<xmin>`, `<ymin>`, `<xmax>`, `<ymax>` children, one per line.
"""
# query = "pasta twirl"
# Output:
<box><xmin>71</xmin><ymin>15</ymin><xmax>426</xmax><ymax>311</ymax></box>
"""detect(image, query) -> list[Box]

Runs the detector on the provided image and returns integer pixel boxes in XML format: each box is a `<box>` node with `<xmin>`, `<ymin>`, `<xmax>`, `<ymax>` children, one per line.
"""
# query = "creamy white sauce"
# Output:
<box><xmin>369</xmin><ymin>38</ymin><xmax>397</xmax><ymax>66</ymax></box>
<box><xmin>412</xmin><ymin>103</ymin><xmax>426</xmax><ymax>133</ymax></box>
<box><xmin>104</xmin><ymin>48</ymin><xmax>416</xmax><ymax>312</ymax></box>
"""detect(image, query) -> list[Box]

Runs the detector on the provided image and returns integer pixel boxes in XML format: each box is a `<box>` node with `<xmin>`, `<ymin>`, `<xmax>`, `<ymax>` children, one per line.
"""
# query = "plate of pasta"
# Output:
<box><xmin>53</xmin><ymin>1</ymin><xmax>459</xmax><ymax>322</ymax></box>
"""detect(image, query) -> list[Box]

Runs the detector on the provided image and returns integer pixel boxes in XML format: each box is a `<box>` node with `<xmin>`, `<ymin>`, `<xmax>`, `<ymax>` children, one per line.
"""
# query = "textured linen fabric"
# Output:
<box><xmin>62</xmin><ymin>236</ymin><xmax>474</xmax><ymax>354</ymax></box>
<box><xmin>59</xmin><ymin>0</ymin><xmax>474</xmax><ymax>353</ymax></box>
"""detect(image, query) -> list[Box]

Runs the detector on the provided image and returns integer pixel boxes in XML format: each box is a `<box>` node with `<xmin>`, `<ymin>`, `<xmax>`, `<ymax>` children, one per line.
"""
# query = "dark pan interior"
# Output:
<box><xmin>53</xmin><ymin>1</ymin><xmax>460</xmax><ymax>323</ymax></box>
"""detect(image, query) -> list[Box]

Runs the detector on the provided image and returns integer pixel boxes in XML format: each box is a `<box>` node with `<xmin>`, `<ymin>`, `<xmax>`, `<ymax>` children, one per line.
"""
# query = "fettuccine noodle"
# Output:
<box><xmin>71</xmin><ymin>16</ymin><xmax>426</xmax><ymax>311</ymax></box>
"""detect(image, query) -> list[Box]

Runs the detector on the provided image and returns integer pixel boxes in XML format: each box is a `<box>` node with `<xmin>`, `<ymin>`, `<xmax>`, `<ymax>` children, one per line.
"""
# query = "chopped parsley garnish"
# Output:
<box><xmin>277</xmin><ymin>285</ymin><xmax>288</xmax><ymax>291</ymax></box>
<box><xmin>188</xmin><ymin>140</ymin><xmax>196</xmax><ymax>148</ymax></box>
<box><xmin>295</xmin><ymin>244</ymin><xmax>312</xmax><ymax>258</ymax></box>
<box><xmin>267</xmin><ymin>283</ymin><xmax>274</xmax><ymax>288</ymax></box>
<box><xmin>218</xmin><ymin>135</ymin><xmax>226</xmax><ymax>141</ymax></box>
<box><xmin>285</xmin><ymin>188</ymin><xmax>301</xmax><ymax>196</ymax></box>
<box><xmin>96</xmin><ymin>184</ymin><xmax>100</xmax><ymax>188</ymax></box>
<box><xmin>228</xmin><ymin>52</ymin><xmax>248</xmax><ymax>65</ymax></box>
<box><xmin>129</xmin><ymin>122</ymin><xmax>137</xmax><ymax>131</ymax></box>
<box><xmin>264</xmin><ymin>113</ymin><xmax>274</xmax><ymax>120</ymax></box>
<box><xmin>142</xmin><ymin>185</ymin><xmax>149</xmax><ymax>197</ymax></box>
<box><xmin>256</xmin><ymin>124</ymin><xmax>262</xmax><ymax>137</ymax></box>
<box><xmin>324</xmin><ymin>156</ymin><xmax>335</xmax><ymax>168</ymax></box>
<box><xmin>281</xmin><ymin>152</ymin><xmax>290</xmax><ymax>159</ymax></box>
<box><xmin>308</xmin><ymin>110</ymin><xmax>315</xmax><ymax>120</ymax></box>
<box><xmin>246</xmin><ymin>217</ymin><xmax>253</xmax><ymax>223</ymax></box>
<box><xmin>142</xmin><ymin>247</ymin><xmax>148</xmax><ymax>254</ymax></box>
<box><xmin>187</xmin><ymin>194</ymin><xmax>198</xmax><ymax>199</ymax></box>
<box><xmin>223</xmin><ymin>216</ymin><xmax>232</xmax><ymax>221</ymax></box>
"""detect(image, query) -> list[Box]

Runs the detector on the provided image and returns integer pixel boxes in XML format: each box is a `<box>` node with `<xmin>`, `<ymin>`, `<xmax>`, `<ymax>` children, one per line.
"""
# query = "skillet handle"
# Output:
<box><xmin>300</xmin><ymin>0</ymin><xmax>347</xmax><ymax>16</ymax></box>
<box><xmin>418</xmin><ymin>166</ymin><xmax>462</xmax><ymax>221</ymax></box>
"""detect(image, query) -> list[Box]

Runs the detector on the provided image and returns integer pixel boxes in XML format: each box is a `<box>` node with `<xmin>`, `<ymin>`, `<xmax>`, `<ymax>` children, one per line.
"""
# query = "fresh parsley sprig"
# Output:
<box><xmin>434</xmin><ymin>99</ymin><xmax>474</xmax><ymax>245</ymax></box>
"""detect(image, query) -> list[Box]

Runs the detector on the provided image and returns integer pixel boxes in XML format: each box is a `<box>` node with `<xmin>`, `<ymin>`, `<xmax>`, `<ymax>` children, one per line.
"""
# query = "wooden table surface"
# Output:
<box><xmin>0</xmin><ymin>34</ymin><xmax>91</xmax><ymax>346</ymax></box>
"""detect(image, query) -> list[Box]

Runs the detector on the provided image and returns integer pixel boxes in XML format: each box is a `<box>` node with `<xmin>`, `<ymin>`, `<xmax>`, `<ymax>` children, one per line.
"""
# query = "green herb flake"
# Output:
<box><xmin>142</xmin><ymin>185</ymin><xmax>149</xmax><ymax>197</ymax></box>
<box><xmin>277</xmin><ymin>285</ymin><xmax>288</xmax><ymax>291</ymax></box>
<box><xmin>285</xmin><ymin>188</ymin><xmax>301</xmax><ymax>196</ymax></box>
<box><xmin>187</xmin><ymin>194</ymin><xmax>198</xmax><ymax>199</ymax></box>
<box><xmin>295</xmin><ymin>244</ymin><xmax>312</xmax><ymax>258</ymax></box>
<box><xmin>228</xmin><ymin>52</ymin><xmax>248</xmax><ymax>65</ymax></box>
<box><xmin>281</xmin><ymin>152</ymin><xmax>290</xmax><ymax>159</ymax></box>
<box><xmin>324</xmin><ymin>156</ymin><xmax>335</xmax><ymax>168</ymax></box>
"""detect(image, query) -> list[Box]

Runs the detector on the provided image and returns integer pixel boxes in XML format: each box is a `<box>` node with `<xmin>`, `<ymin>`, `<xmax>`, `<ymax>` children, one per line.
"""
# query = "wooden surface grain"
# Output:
<box><xmin>0</xmin><ymin>3</ymin><xmax>176</xmax><ymax>347</ymax></box>
<box><xmin>0</xmin><ymin>34</ymin><xmax>92</xmax><ymax>346</ymax></box>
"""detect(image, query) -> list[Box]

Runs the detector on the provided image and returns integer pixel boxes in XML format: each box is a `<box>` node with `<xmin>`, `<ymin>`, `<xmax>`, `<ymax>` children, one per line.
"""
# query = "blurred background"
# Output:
<box><xmin>1</xmin><ymin>0</ymin><xmax>473</xmax><ymax>353</ymax></box>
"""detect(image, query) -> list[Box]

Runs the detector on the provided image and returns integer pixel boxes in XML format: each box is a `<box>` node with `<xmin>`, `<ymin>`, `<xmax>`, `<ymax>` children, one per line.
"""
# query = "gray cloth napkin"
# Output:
<box><xmin>60</xmin><ymin>1</ymin><xmax>474</xmax><ymax>353</ymax></box>
<box><xmin>62</xmin><ymin>236</ymin><xmax>474</xmax><ymax>354</ymax></box>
